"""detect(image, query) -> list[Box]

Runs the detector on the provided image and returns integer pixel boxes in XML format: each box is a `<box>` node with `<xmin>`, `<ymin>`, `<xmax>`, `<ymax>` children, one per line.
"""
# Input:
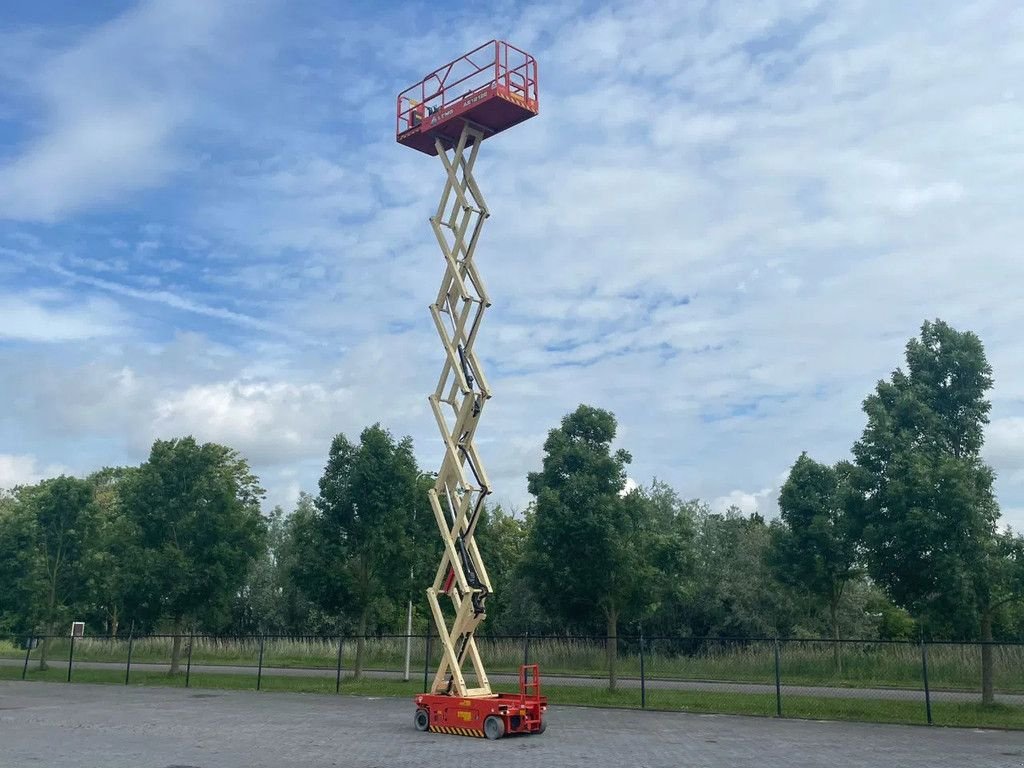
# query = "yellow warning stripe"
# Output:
<box><xmin>429</xmin><ymin>726</ymin><xmax>485</xmax><ymax>738</ymax></box>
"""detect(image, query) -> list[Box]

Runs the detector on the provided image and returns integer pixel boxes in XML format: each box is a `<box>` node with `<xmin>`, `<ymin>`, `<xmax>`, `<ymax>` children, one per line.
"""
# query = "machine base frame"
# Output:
<box><xmin>414</xmin><ymin>664</ymin><xmax>547</xmax><ymax>739</ymax></box>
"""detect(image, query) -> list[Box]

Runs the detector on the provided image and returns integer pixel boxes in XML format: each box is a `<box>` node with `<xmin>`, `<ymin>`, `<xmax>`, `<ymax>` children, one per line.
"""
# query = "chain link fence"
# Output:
<box><xmin>1</xmin><ymin>633</ymin><xmax>1021</xmax><ymax>729</ymax></box>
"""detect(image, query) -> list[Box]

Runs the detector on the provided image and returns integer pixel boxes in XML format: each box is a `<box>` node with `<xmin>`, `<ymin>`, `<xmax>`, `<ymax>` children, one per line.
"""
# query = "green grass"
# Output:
<box><xmin>0</xmin><ymin>664</ymin><xmax>26</xmax><ymax>680</ymax></box>
<box><xmin>8</xmin><ymin>634</ymin><xmax>1024</xmax><ymax>697</ymax></box>
<box><xmin>8</xmin><ymin>668</ymin><xmax>1022</xmax><ymax>730</ymax></box>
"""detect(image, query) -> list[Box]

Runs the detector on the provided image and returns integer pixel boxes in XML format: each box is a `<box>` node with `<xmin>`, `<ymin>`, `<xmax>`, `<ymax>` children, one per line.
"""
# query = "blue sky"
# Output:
<box><xmin>2</xmin><ymin>0</ymin><xmax>1023</xmax><ymax>528</ymax></box>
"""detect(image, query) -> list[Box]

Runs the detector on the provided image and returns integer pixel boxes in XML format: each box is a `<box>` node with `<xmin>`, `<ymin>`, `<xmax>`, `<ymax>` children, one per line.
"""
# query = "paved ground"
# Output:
<box><xmin>3</xmin><ymin>658</ymin><xmax>1017</xmax><ymax>704</ymax></box>
<box><xmin>1</xmin><ymin>681</ymin><xmax>1022</xmax><ymax>768</ymax></box>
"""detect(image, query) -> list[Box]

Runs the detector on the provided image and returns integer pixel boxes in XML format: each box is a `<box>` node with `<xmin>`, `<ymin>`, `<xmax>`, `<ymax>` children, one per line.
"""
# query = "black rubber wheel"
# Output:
<box><xmin>536</xmin><ymin>719</ymin><xmax>546</xmax><ymax>735</ymax></box>
<box><xmin>483</xmin><ymin>715</ymin><xmax>506</xmax><ymax>740</ymax></box>
<box><xmin>414</xmin><ymin>709</ymin><xmax>430</xmax><ymax>731</ymax></box>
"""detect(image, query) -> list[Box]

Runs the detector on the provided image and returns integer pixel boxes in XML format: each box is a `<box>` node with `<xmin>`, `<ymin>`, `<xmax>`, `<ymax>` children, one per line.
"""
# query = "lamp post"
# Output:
<box><xmin>405</xmin><ymin>471</ymin><xmax>436</xmax><ymax>681</ymax></box>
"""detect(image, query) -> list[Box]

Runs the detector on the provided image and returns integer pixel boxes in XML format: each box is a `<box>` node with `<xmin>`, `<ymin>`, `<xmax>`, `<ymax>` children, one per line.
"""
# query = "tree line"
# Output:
<box><xmin>1</xmin><ymin>319</ymin><xmax>1021</xmax><ymax>701</ymax></box>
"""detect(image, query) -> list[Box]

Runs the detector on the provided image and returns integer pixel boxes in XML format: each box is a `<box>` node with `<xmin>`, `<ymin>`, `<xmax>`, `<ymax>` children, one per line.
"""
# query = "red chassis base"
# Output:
<box><xmin>414</xmin><ymin>664</ymin><xmax>547</xmax><ymax>739</ymax></box>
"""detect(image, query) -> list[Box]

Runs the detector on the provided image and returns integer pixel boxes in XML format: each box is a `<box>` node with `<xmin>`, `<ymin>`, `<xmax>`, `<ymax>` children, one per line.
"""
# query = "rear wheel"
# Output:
<box><xmin>414</xmin><ymin>709</ymin><xmax>430</xmax><ymax>731</ymax></box>
<box><xmin>483</xmin><ymin>715</ymin><xmax>506</xmax><ymax>740</ymax></box>
<box><xmin>536</xmin><ymin>719</ymin><xmax>546</xmax><ymax>734</ymax></box>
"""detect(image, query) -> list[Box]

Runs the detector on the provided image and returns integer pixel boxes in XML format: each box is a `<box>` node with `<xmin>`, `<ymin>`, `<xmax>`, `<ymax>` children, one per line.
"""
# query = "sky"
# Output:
<box><xmin>1</xmin><ymin>0</ymin><xmax>1023</xmax><ymax>527</ymax></box>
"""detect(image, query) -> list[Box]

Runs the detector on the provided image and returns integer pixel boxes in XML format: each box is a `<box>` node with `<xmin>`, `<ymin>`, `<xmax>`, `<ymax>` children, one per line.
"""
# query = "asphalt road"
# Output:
<box><xmin>2</xmin><ymin>657</ymin><xmax>1019</xmax><ymax>704</ymax></box>
<box><xmin>1</xmin><ymin>681</ymin><xmax>1022</xmax><ymax>768</ymax></box>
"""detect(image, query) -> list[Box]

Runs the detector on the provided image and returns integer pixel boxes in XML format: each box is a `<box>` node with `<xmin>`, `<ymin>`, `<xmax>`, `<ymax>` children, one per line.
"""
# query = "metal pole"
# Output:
<box><xmin>639</xmin><ymin>631</ymin><xmax>646</xmax><ymax>710</ymax></box>
<box><xmin>523</xmin><ymin>631</ymin><xmax>530</xmax><ymax>667</ymax></box>
<box><xmin>21</xmin><ymin>635</ymin><xmax>32</xmax><ymax>680</ymax></box>
<box><xmin>257</xmin><ymin>634</ymin><xmax>265</xmax><ymax>691</ymax></box>
<box><xmin>185</xmin><ymin>630</ymin><xmax>194</xmax><ymax>688</ymax></box>
<box><xmin>125</xmin><ymin>635</ymin><xmax>134</xmax><ymax>685</ymax></box>
<box><xmin>921</xmin><ymin>638</ymin><xmax>933</xmax><ymax>725</ymax></box>
<box><xmin>774</xmin><ymin>638</ymin><xmax>783</xmax><ymax>717</ymax></box>
<box><xmin>423</xmin><ymin>629</ymin><xmax>431</xmax><ymax>694</ymax></box>
<box><xmin>67</xmin><ymin>635</ymin><xmax>75</xmax><ymax>683</ymax></box>
<box><xmin>335</xmin><ymin>637</ymin><xmax>344</xmax><ymax>694</ymax></box>
<box><xmin>404</xmin><ymin>592</ymin><xmax>413</xmax><ymax>682</ymax></box>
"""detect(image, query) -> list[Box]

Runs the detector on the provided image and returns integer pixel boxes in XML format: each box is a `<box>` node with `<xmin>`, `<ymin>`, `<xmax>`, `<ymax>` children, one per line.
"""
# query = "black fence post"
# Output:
<box><xmin>774</xmin><ymin>638</ymin><xmax>783</xmax><ymax>717</ymax></box>
<box><xmin>920</xmin><ymin>638</ymin><xmax>933</xmax><ymax>725</ymax></box>
<box><xmin>639</xmin><ymin>631</ymin><xmax>646</xmax><ymax>710</ymax></box>
<box><xmin>423</xmin><ymin>630</ymin><xmax>431</xmax><ymax>694</ymax></box>
<box><xmin>523</xmin><ymin>631</ymin><xmax>530</xmax><ymax>666</ymax></box>
<box><xmin>125</xmin><ymin>634</ymin><xmax>134</xmax><ymax>685</ymax></box>
<box><xmin>67</xmin><ymin>635</ymin><xmax>75</xmax><ymax>683</ymax></box>
<box><xmin>333</xmin><ymin>636</ymin><xmax>344</xmax><ymax>694</ymax></box>
<box><xmin>257</xmin><ymin>634</ymin><xmax>265</xmax><ymax>691</ymax></box>
<box><xmin>22</xmin><ymin>635</ymin><xmax>32</xmax><ymax>680</ymax></box>
<box><xmin>185</xmin><ymin>631</ymin><xmax>194</xmax><ymax>688</ymax></box>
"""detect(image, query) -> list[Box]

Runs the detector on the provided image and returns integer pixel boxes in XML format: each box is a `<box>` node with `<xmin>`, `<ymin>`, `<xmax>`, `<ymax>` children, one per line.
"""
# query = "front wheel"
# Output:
<box><xmin>483</xmin><ymin>715</ymin><xmax>506</xmax><ymax>740</ymax></box>
<box><xmin>414</xmin><ymin>709</ymin><xmax>430</xmax><ymax>731</ymax></box>
<box><xmin>536</xmin><ymin>719</ymin><xmax>546</xmax><ymax>734</ymax></box>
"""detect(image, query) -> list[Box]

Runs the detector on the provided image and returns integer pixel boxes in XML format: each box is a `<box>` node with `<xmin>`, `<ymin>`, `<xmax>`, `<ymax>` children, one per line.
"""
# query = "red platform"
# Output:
<box><xmin>413</xmin><ymin>664</ymin><xmax>547</xmax><ymax>739</ymax></box>
<box><xmin>396</xmin><ymin>40</ymin><xmax>538</xmax><ymax>156</ymax></box>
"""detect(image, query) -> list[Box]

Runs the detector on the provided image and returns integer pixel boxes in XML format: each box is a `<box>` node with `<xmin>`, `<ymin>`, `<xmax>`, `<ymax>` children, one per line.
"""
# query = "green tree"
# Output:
<box><xmin>0</xmin><ymin>491</ymin><xmax>43</xmax><ymax>638</ymax></box>
<box><xmin>122</xmin><ymin>437</ymin><xmax>267</xmax><ymax>673</ymax></box>
<box><xmin>293</xmin><ymin>425</ymin><xmax>423</xmax><ymax>677</ymax></box>
<box><xmin>850</xmin><ymin>319</ymin><xmax>1018</xmax><ymax>704</ymax></box>
<box><xmin>18</xmin><ymin>477</ymin><xmax>101</xmax><ymax>668</ymax></box>
<box><xmin>86</xmin><ymin>467</ymin><xmax>140</xmax><ymax>637</ymax></box>
<box><xmin>475</xmin><ymin>504</ymin><xmax>546</xmax><ymax>635</ymax></box>
<box><xmin>635</xmin><ymin>480</ymin><xmax>696</xmax><ymax>634</ymax></box>
<box><xmin>525</xmin><ymin>405</ymin><xmax>682</xmax><ymax>689</ymax></box>
<box><xmin>276</xmin><ymin>493</ymin><xmax>328</xmax><ymax>633</ymax></box>
<box><xmin>230</xmin><ymin>504</ymin><xmax>288</xmax><ymax>635</ymax></box>
<box><xmin>771</xmin><ymin>454</ymin><xmax>860</xmax><ymax>670</ymax></box>
<box><xmin>688</xmin><ymin>506</ymin><xmax>797</xmax><ymax>639</ymax></box>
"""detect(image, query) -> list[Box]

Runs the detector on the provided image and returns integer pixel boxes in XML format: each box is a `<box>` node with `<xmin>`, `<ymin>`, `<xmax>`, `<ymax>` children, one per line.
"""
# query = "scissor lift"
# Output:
<box><xmin>396</xmin><ymin>41</ymin><xmax>544</xmax><ymax>740</ymax></box>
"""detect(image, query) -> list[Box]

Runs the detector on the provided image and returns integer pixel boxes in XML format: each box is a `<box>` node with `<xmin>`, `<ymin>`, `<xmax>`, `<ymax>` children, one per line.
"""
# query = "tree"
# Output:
<box><xmin>121</xmin><ymin>437</ymin><xmax>267</xmax><ymax>673</ymax></box>
<box><xmin>86</xmin><ymin>467</ymin><xmax>140</xmax><ymax>637</ymax></box>
<box><xmin>293</xmin><ymin>425</ymin><xmax>424</xmax><ymax>677</ymax></box>
<box><xmin>771</xmin><ymin>454</ymin><xmax>860</xmax><ymax>670</ymax></box>
<box><xmin>474</xmin><ymin>504</ymin><xmax>547</xmax><ymax>635</ymax></box>
<box><xmin>230</xmin><ymin>505</ymin><xmax>288</xmax><ymax>636</ymax></box>
<box><xmin>525</xmin><ymin>405</ymin><xmax>682</xmax><ymax>689</ymax></box>
<box><xmin>16</xmin><ymin>477</ymin><xmax>101</xmax><ymax>668</ymax></box>
<box><xmin>688</xmin><ymin>506</ymin><xmax>797</xmax><ymax>639</ymax></box>
<box><xmin>635</xmin><ymin>480</ymin><xmax>696</xmax><ymax>633</ymax></box>
<box><xmin>0</xmin><ymin>492</ymin><xmax>43</xmax><ymax>638</ymax></box>
<box><xmin>850</xmin><ymin>319</ymin><xmax>1018</xmax><ymax>704</ymax></box>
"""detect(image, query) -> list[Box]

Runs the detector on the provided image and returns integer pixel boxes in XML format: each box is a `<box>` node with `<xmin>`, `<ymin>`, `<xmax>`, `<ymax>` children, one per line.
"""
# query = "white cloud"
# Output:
<box><xmin>150</xmin><ymin>379</ymin><xmax>354</xmax><ymax>465</ymax></box>
<box><xmin>712</xmin><ymin>472</ymin><xmax>788</xmax><ymax>519</ymax></box>
<box><xmin>0</xmin><ymin>454</ymin><xmax>69</xmax><ymax>489</ymax></box>
<box><xmin>0</xmin><ymin>0</ymin><xmax>264</xmax><ymax>221</ymax></box>
<box><xmin>986</xmin><ymin>417</ymin><xmax>1024</xmax><ymax>486</ymax></box>
<box><xmin>2</xmin><ymin>0</ymin><xmax>1024</xmax><ymax>537</ymax></box>
<box><xmin>0</xmin><ymin>294</ymin><xmax>125</xmax><ymax>342</ymax></box>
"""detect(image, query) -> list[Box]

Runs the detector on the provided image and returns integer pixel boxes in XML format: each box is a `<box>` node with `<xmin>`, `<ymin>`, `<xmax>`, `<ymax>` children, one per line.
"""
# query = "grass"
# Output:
<box><xmin>5</xmin><ymin>634</ymin><xmax>1023</xmax><ymax>699</ymax></box>
<box><xmin>7</xmin><ymin>665</ymin><xmax>1022</xmax><ymax>731</ymax></box>
<box><xmin>11</xmin><ymin>635</ymin><xmax>1021</xmax><ymax>692</ymax></box>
